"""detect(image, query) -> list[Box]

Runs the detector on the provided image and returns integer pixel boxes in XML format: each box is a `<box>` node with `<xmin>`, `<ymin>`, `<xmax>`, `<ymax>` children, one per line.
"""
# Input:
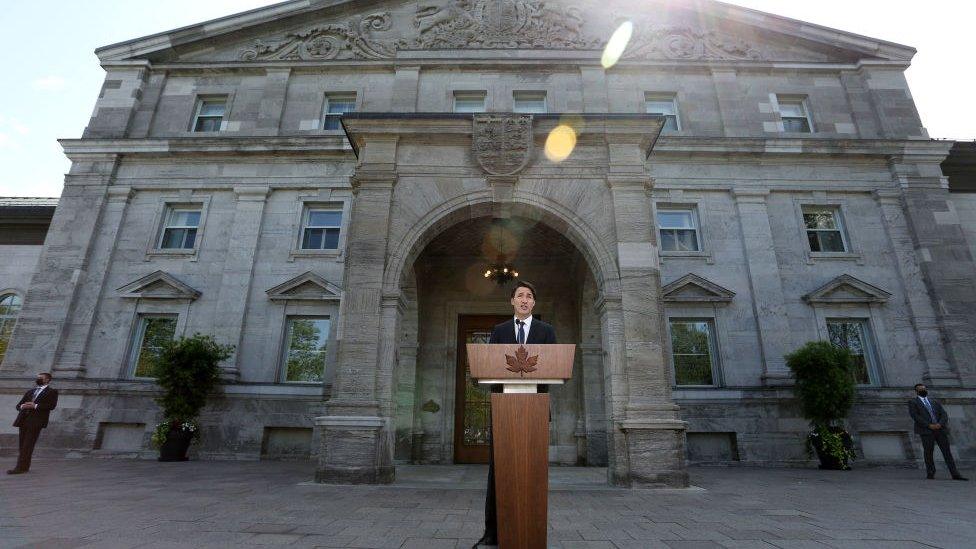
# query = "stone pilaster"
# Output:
<box><xmin>603</xmin><ymin>132</ymin><xmax>687</xmax><ymax>486</ymax></box>
<box><xmin>56</xmin><ymin>185</ymin><xmax>134</xmax><ymax>376</ymax></box>
<box><xmin>873</xmin><ymin>188</ymin><xmax>958</xmax><ymax>386</ymax></box>
<box><xmin>255</xmin><ymin>68</ymin><xmax>291</xmax><ymax>136</ymax></box>
<box><xmin>213</xmin><ymin>185</ymin><xmax>270</xmax><ymax>380</ymax></box>
<box><xmin>83</xmin><ymin>61</ymin><xmax>151</xmax><ymax>139</ymax></box>
<box><xmin>890</xmin><ymin>147</ymin><xmax>976</xmax><ymax>385</ymax></box>
<box><xmin>390</xmin><ymin>66</ymin><xmax>420</xmax><ymax>112</ymax></box>
<box><xmin>579</xmin><ymin>67</ymin><xmax>608</xmax><ymax>112</ymax></box>
<box><xmin>316</xmin><ymin>138</ymin><xmax>399</xmax><ymax>484</ymax></box>
<box><xmin>2</xmin><ymin>155</ymin><xmax>120</xmax><ymax>375</ymax></box>
<box><xmin>733</xmin><ymin>189</ymin><xmax>795</xmax><ymax>384</ymax></box>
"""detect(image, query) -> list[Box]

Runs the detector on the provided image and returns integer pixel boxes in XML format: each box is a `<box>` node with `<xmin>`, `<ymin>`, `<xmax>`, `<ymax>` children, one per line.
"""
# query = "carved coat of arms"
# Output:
<box><xmin>472</xmin><ymin>114</ymin><xmax>534</xmax><ymax>176</ymax></box>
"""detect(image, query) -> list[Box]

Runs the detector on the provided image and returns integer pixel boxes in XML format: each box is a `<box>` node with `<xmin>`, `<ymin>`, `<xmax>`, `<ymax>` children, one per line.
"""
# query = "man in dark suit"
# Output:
<box><xmin>474</xmin><ymin>281</ymin><xmax>556</xmax><ymax>548</ymax></box>
<box><xmin>8</xmin><ymin>372</ymin><xmax>59</xmax><ymax>474</ymax></box>
<box><xmin>908</xmin><ymin>383</ymin><xmax>967</xmax><ymax>481</ymax></box>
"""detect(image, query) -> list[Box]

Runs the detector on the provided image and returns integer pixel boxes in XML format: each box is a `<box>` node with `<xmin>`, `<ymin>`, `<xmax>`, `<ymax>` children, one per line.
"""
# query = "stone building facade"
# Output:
<box><xmin>2</xmin><ymin>0</ymin><xmax>975</xmax><ymax>486</ymax></box>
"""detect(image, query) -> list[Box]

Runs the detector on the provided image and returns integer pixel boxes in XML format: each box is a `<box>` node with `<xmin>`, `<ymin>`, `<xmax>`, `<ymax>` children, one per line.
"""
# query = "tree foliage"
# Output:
<box><xmin>153</xmin><ymin>334</ymin><xmax>233</xmax><ymax>422</ymax></box>
<box><xmin>785</xmin><ymin>341</ymin><xmax>857</xmax><ymax>429</ymax></box>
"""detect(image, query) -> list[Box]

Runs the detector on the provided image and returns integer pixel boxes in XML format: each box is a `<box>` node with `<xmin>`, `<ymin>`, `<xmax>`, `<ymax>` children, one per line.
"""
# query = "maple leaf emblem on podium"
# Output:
<box><xmin>505</xmin><ymin>345</ymin><xmax>539</xmax><ymax>377</ymax></box>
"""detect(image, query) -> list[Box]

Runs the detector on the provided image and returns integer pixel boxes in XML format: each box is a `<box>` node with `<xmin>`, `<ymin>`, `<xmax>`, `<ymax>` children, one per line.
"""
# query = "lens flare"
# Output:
<box><xmin>601</xmin><ymin>21</ymin><xmax>633</xmax><ymax>69</ymax></box>
<box><xmin>544</xmin><ymin>124</ymin><xmax>577</xmax><ymax>162</ymax></box>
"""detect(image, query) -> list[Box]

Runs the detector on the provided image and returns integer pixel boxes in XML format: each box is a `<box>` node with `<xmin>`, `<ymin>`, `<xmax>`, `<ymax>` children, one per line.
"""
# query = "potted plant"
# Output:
<box><xmin>150</xmin><ymin>334</ymin><xmax>233</xmax><ymax>462</ymax></box>
<box><xmin>785</xmin><ymin>341</ymin><xmax>857</xmax><ymax>470</ymax></box>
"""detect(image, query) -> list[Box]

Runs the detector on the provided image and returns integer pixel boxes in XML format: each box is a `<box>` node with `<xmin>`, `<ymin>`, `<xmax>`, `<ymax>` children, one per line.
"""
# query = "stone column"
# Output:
<box><xmin>890</xmin><ymin>148</ymin><xmax>976</xmax><ymax>385</ymax></box>
<box><xmin>874</xmin><ymin>188</ymin><xmax>957</xmax><ymax>386</ymax></box>
<box><xmin>391</xmin><ymin>66</ymin><xmax>420</xmax><ymax>113</ymax></box>
<box><xmin>603</xmin><ymin>134</ymin><xmax>688</xmax><ymax>487</ymax></box>
<box><xmin>315</xmin><ymin>137</ymin><xmax>399</xmax><ymax>484</ymax></box>
<box><xmin>2</xmin><ymin>155</ymin><xmax>120</xmax><ymax>376</ymax></box>
<box><xmin>213</xmin><ymin>185</ymin><xmax>270</xmax><ymax>380</ymax></box>
<box><xmin>83</xmin><ymin>61</ymin><xmax>151</xmax><ymax>139</ymax></box>
<box><xmin>733</xmin><ymin>189</ymin><xmax>795</xmax><ymax>384</ymax></box>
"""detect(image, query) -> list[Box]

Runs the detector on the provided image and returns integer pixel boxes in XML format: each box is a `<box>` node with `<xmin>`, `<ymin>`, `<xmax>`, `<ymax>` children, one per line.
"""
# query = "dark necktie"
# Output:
<box><xmin>516</xmin><ymin>320</ymin><xmax>525</xmax><ymax>345</ymax></box>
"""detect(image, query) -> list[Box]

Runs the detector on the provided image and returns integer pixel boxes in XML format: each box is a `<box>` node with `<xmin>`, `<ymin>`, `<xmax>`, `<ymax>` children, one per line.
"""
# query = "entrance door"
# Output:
<box><xmin>454</xmin><ymin>314</ymin><xmax>509</xmax><ymax>463</ymax></box>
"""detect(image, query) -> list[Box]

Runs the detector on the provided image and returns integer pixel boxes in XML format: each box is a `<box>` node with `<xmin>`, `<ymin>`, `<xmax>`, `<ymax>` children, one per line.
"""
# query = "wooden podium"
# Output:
<box><xmin>466</xmin><ymin>343</ymin><xmax>575</xmax><ymax>549</ymax></box>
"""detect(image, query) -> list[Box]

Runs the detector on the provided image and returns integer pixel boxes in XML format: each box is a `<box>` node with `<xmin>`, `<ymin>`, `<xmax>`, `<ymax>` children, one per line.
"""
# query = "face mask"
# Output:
<box><xmin>917</xmin><ymin>389</ymin><xmax>928</xmax><ymax>397</ymax></box>
<box><xmin>35</xmin><ymin>379</ymin><xmax>45</xmax><ymax>386</ymax></box>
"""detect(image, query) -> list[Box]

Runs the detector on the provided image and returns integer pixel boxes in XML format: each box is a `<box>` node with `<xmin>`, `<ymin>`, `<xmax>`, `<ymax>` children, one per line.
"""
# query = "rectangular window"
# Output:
<box><xmin>669</xmin><ymin>319</ymin><xmax>718</xmax><ymax>386</ymax></box>
<box><xmin>803</xmin><ymin>206</ymin><xmax>847</xmax><ymax>253</ymax></box>
<box><xmin>513</xmin><ymin>91</ymin><xmax>547</xmax><ymax>114</ymax></box>
<box><xmin>827</xmin><ymin>319</ymin><xmax>879</xmax><ymax>385</ymax></box>
<box><xmin>282</xmin><ymin>316</ymin><xmax>331</xmax><ymax>382</ymax></box>
<box><xmin>300</xmin><ymin>206</ymin><xmax>343</xmax><ymax>250</ymax></box>
<box><xmin>658</xmin><ymin>208</ymin><xmax>700</xmax><ymax>252</ymax></box>
<box><xmin>130</xmin><ymin>315</ymin><xmax>177</xmax><ymax>378</ymax></box>
<box><xmin>777</xmin><ymin>96</ymin><xmax>813</xmax><ymax>133</ymax></box>
<box><xmin>158</xmin><ymin>206</ymin><xmax>202</xmax><ymax>250</ymax></box>
<box><xmin>454</xmin><ymin>91</ymin><xmax>486</xmax><ymax>113</ymax></box>
<box><xmin>645</xmin><ymin>93</ymin><xmax>680</xmax><ymax>132</ymax></box>
<box><xmin>323</xmin><ymin>93</ymin><xmax>357</xmax><ymax>131</ymax></box>
<box><xmin>192</xmin><ymin>97</ymin><xmax>227</xmax><ymax>132</ymax></box>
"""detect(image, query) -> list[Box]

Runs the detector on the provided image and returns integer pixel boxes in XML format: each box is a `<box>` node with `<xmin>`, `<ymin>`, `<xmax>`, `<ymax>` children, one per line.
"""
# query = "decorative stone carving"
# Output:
<box><xmin>472</xmin><ymin>114</ymin><xmax>534</xmax><ymax>176</ymax></box>
<box><xmin>803</xmin><ymin>274</ymin><xmax>891</xmax><ymax>304</ymax></box>
<box><xmin>405</xmin><ymin>0</ymin><xmax>600</xmax><ymax>49</ymax></box>
<box><xmin>624</xmin><ymin>24</ymin><xmax>765</xmax><ymax>61</ymax></box>
<box><xmin>240</xmin><ymin>13</ymin><xmax>396</xmax><ymax>60</ymax></box>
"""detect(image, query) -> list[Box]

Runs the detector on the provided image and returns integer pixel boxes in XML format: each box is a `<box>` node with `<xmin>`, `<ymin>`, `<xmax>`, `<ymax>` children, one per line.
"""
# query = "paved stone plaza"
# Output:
<box><xmin>1</xmin><ymin>460</ymin><xmax>973</xmax><ymax>549</ymax></box>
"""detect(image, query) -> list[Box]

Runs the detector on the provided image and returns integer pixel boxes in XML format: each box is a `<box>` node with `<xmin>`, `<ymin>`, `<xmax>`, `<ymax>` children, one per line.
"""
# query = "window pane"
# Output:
<box><xmin>662</xmin><ymin>115</ymin><xmax>679</xmax><ymax>132</ymax></box>
<box><xmin>326</xmin><ymin>97</ymin><xmax>356</xmax><ymax>114</ymax></box>
<box><xmin>513</xmin><ymin>92</ymin><xmax>546</xmax><ymax>114</ymax></box>
<box><xmin>199</xmin><ymin>101</ymin><xmax>226</xmax><ymax>117</ymax></box>
<box><xmin>168</xmin><ymin>210</ymin><xmax>201</xmax><ymax>227</ymax></box>
<box><xmin>308</xmin><ymin>210</ymin><xmax>342</xmax><ymax>227</ymax></box>
<box><xmin>658</xmin><ymin>211</ymin><xmax>694</xmax><ymax>229</ymax></box>
<box><xmin>803</xmin><ymin>211</ymin><xmax>837</xmax><ymax>230</ymax></box>
<box><xmin>284</xmin><ymin>318</ymin><xmax>330</xmax><ymax>382</ymax></box>
<box><xmin>675</xmin><ymin>229</ymin><xmax>699</xmax><ymax>251</ymax></box>
<box><xmin>828</xmin><ymin>321</ymin><xmax>873</xmax><ymax>385</ymax></box>
<box><xmin>161</xmin><ymin>228</ymin><xmax>188</xmax><ymax>249</ymax></box>
<box><xmin>454</xmin><ymin>93</ymin><xmax>486</xmax><ymax>113</ymax></box>
<box><xmin>323</xmin><ymin>228</ymin><xmax>340</xmax><ymax>249</ymax></box>
<box><xmin>674</xmin><ymin>355</ymin><xmax>714</xmax><ymax>386</ymax></box>
<box><xmin>646</xmin><ymin>99</ymin><xmax>676</xmax><ymax>116</ymax></box>
<box><xmin>194</xmin><ymin>117</ymin><xmax>222</xmax><ymax>132</ymax></box>
<box><xmin>783</xmin><ymin>117</ymin><xmax>811</xmax><ymax>133</ymax></box>
<box><xmin>779</xmin><ymin>101</ymin><xmax>805</xmax><ymax>118</ymax></box>
<box><xmin>183</xmin><ymin>228</ymin><xmax>197</xmax><ymax>249</ymax></box>
<box><xmin>323</xmin><ymin>116</ymin><xmax>342</xmax><ymax>131</ymax></box>
<box><xmin>660</xmin><ymin>230</ymin><xmax>677</xmax><ymax>252</ymax></box>
<box><xmin>133</xmin><ymin>317</ymin><xmax>177</xmax><ymax>377</ymax></box>
<box><xmin>807</xmin><ymin>231</ymin><xmax>822</xmax><ymax>252</ymax></box>
<box><xmin>302</xmin><ymin>228</ymin><xmax>323</xmax><ymax>250</ymax></box>
<box><xmin>671</xmin><ymin>322</ymin><xmax>710</xmax><ymax>354</ymax></box>
<box><xmin>817</xmin><ymin>230</ymin><xmax>846</xmax><ymax>252</ymax></box>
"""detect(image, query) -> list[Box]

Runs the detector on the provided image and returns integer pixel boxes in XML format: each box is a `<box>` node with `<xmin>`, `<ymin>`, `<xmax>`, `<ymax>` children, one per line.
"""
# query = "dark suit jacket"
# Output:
<box><xmin>908</xmin><ymin>396</ymin><xmax>949</xmax><ymax>436</ymax></box>
<box><xmin>13</xmin><ymin>387</ymin><xmax>59</xmax><ymax>429</ymax></box>
<box><xmin>487</xmin><ymin>318</ymin><xmax>557</xmax><ymax>394</ymax></box>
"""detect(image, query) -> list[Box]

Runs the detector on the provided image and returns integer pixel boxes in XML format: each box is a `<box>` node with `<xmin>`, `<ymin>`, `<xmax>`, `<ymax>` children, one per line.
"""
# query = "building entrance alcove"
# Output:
<box><xmin>395</xmin><ymin>215</ymin><xmax>608</xmax><ymax>467</ymax></box>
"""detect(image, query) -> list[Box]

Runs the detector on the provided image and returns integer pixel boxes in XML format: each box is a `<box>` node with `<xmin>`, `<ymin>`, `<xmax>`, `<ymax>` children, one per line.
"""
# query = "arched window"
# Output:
<box><xmin>0</xmin><ymin>293</ymin><xmax>23</xmax><ymax>363</ymax></box>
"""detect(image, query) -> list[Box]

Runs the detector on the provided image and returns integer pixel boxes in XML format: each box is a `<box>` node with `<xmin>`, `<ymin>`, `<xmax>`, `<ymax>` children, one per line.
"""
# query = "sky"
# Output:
<box><xmin>1</xmin><ymin>0</ymin><xmax>973</xmax><ymax>198</ymax></box>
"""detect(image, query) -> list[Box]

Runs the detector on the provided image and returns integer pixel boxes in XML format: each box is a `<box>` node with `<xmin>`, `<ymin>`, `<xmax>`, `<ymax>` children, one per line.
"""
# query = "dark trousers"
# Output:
<box><xmin>16</xmin><ymin>422</ymin><xmax>43</xmax><ymax>472</ymax></box>
<box><xmin>484</xmin><ymin>434</ymin><xmax>498</xmax><ymax>538</ymax></box>
<box><xmin>920</xmin><ymin>431</ymin><xmax>960</xmax><ymax>477</ymax></box>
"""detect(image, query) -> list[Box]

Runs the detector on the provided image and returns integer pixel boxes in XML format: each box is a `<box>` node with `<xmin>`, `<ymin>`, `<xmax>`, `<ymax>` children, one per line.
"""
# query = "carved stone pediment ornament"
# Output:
<box><xmin>240</xmin><ymin>13</ymin><xmax>396</xmax><ymax>60</ymax></box>
<box><xmin>472</xmin><ymin>114</ymin><xmax>534</xmax><ymax>177</ymax></box>
<box><xmin>237</xmin><ymin>1</ymin><xmax>765</xmax><ymax>61</ymax></box>
<box><xmin>623</xmin><ymin>23</ymin><xmax>765</xmax><ymax>61</ymax></box>
<box><xmin>405</xmin><ymin>0</ymin><xmax>600</xmax><ymax>50</ymax></box>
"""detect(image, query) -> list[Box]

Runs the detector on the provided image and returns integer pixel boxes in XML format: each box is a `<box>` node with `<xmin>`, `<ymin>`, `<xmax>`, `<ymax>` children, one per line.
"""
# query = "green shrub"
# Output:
<box><xmin>785</xmin><ymin>340</ymin><xmax>856</xmax><ymax>429</ymax></box>
<box><xmin>152</xmin><ymin>334</ymin><xmax>233</xmax><ymax>445</ymax></box>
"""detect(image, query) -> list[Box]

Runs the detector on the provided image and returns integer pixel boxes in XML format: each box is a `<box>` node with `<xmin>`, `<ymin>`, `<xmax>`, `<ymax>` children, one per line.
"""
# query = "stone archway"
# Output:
<box><xmin>314</xmin><ymin>113</ymin><xmax>688</xmax><ymax>488</ymax></box>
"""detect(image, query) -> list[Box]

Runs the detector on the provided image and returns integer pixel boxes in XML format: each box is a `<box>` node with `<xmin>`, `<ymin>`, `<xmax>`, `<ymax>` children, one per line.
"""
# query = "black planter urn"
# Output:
<box><xmin>158</xmin><ymin>428</ymin><xmax>192</xmax><ymax>462</ymax></box>
<box><xmin>808</xmin><ymin>428</ymin><xmax>854</xmax><ymax>470</ymax></box>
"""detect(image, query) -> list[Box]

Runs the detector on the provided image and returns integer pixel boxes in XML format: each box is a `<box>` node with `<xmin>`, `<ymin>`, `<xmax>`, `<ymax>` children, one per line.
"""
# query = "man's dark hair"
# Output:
<box><xmin>510</xmin><ymin>280</ymin><xmax>538</xmax><ymax>300</ymax></box>
<box><xmin>38</xmin><ymin>372</ymin><xmax>52</xmax><ymax>382</ymax></box>
<box><xmin>914</xmin><ymin>383</ymin><xmax>926</xmax><ymax>390</ymax></box>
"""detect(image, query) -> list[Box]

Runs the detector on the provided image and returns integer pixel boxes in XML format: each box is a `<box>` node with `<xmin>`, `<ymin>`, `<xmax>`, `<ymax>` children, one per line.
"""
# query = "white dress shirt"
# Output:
<box><xmin>514</xmin><ymin>315</ymin><xmax>533</xmax><ymax>343</ymax></box>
